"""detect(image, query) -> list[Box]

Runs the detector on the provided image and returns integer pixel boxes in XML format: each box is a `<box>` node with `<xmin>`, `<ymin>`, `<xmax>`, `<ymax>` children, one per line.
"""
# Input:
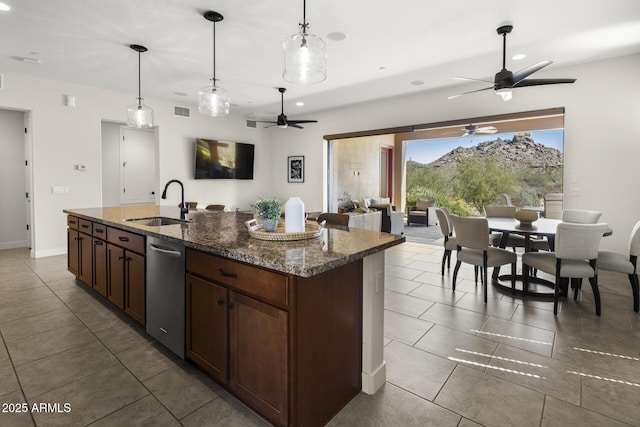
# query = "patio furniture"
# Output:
<box><xmin>407</xmin><ymin>199</ymin><xmax>435</xmax><ymax>226</ymax></box>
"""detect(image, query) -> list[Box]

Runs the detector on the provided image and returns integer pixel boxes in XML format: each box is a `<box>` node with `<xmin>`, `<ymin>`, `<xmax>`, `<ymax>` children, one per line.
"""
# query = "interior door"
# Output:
<box><xmin>380</xmin><ymin>146</ymin><xmax>393</xmax><ymax>199</ymax></box>
<box><xmin>120</xmin><ymin>127</ymin><xmax>156</xmax><ymax>204</ymax></box>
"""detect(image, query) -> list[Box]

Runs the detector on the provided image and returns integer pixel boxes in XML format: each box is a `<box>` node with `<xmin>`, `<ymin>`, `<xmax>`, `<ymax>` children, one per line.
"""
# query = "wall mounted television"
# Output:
<box><xmin>194</xmin><ymin>138</ymin><xmax>254</xmax><ymax>180</ymax></box>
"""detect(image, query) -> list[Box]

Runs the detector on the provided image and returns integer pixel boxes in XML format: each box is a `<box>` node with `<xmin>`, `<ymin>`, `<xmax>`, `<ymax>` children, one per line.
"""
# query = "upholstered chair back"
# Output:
<box><xmin>561</xmin><ymin>209</ymin><xmax>602</xmax><ymax>224</ymax></box>
<box><xmin>555</xmin><ymin>222</ymin><xmax>608</xmax><ymax>261</ymax></box>
<box><xmin>484</xmin><ymin>205</ymin><xmax>517</xmax><ymax>218</ymax></box>
<box><xmin>450</xmin><ymin>216</ymin><xmax>490</xmax><ymax>250</ymax></box>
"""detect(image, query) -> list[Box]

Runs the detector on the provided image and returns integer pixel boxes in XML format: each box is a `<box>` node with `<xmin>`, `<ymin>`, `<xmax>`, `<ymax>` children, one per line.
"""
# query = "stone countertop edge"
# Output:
<box><xmin>63</xmin><ymin>205</ymin><xmax>405</xmax><ymax>277</ymax></box>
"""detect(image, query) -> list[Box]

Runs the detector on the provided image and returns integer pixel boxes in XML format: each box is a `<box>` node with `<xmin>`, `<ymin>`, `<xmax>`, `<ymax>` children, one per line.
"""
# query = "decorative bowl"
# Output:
<box><xmin>514</xmin><ymin>209</ymin><xmax>539</xmax><ymax>226</ymax></box>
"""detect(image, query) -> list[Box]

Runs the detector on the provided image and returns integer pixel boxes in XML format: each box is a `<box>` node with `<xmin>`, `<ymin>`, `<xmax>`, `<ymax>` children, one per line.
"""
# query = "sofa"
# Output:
<box><xmin>351</xmin><ymin>197</ymin><xmax>404</xmax><ymax>235</ymax></box>
<box><xmin>407</xmin><ymin>199</ymin><xmax>435</xmax><ymax>226</ymax></box>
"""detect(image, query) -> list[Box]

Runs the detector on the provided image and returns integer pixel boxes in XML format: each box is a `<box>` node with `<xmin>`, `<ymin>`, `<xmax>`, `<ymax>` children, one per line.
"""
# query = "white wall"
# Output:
<box><xmin>2</xmin><ymin>53</ymin><xmax>638</xmax><ymax>256</ymax></box>
<box><xmin>0</xmin><ymin>109</ymin><xmax>28</xmax><ymax>249</ymax></box>
<box><xmin>268</xmin><ymin>54</ymin><xmax>640</xmax><ymax>253</ymax></box>
<box><xmin>0</xmin><ymin>72</ymin><xmax>271</xmax><ymax>257</ymax></box>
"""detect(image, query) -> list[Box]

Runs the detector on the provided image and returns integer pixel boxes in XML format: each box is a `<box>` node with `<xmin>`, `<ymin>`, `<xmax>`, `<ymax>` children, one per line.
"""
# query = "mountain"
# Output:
<box><xmin>418</xmin><ymin>133</ymin><xmax>563</xmax><ymax>170</ymax></box>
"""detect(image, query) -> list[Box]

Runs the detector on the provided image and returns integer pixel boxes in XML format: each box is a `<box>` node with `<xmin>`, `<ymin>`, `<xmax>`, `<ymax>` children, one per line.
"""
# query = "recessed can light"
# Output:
<box><xmin>512</xmin><ymin>53</ymin><xmax>526</xmax><ymax>60</ymax></box>
<box><xmin>0</xmin><ymin>2</ymin><xmax>12</xmax><ymax>12</ymax></box>
<box><xmin>173</xmin><ymin>91</ymin><xmax>188</xmax><ymax>96</ymax></box>
<box><xmin>326</xmin><ymin>31</ymin><xmax>348</xmax><ymax>41</ymax></box>
<box><xmin>296</xmin><ymin>102</ymin><xmax>304</xmax><ymax>107</ymax></box>
<box><xmin>410</xmin><ymin>80</ymin><xmax>424</xmax><ymax>86</ymax></box>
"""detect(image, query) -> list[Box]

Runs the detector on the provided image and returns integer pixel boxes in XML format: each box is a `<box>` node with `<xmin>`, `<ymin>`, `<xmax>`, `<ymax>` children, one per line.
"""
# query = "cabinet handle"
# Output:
<box><xmin>217</xmin><ymin>298</ymin><xmax>225</xmax><ymax>305</ymax></box>
<box><xmin>94</xmin><ymin>240</ymin><xmax>103</xmax><ymax>246</ymax></box>
<box><xmin>95</xmin><ymin>229</ymin><xmax>104</xmax><ymax>234</ymax></box>
<box><xmin>81</xmin><ymin>224</ymin><xmax>89</xmax><ymax>229</ymax></box>
<box><xmin>218</xmin><ymin>269</ymin><xmax>239</xmax><ymax>279</ymax></box>
<box><xmin>77</xmin><ymin>236</ymin><xmax>84</xmax><ymax>241</ymax></box>
<box><xmin>118</xmin><ymin>255</ymin><xmax>125</xmax><ymax>260</ymax></box>
<box><xmin>118</xmin><ymin>236</ymin><xmax>130</xmax><ymax>242</ymax></box>
<box><xmin>227</xmin><ymin>303</ymin><xmax>235</xmax><ymax>309</ymax></box>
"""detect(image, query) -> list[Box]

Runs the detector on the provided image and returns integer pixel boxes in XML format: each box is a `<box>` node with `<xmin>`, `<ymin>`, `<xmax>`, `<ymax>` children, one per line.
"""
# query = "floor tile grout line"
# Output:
<box><xmin>0</xmin><ymin>328</ymin><xmax>38</xmax><ymax>426</ymax></box>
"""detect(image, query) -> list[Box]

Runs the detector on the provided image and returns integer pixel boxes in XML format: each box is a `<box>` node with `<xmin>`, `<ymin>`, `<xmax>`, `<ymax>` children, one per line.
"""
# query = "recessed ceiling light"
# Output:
<box><xmin>21</xmin><ymin>57</ymin><xmax>41</xmax><ymax>64</ymax></box>
<box><xmin>512</xmin><ymin>53</ymin><xmax>526</xmax><ymax>60</ymax></box>
<box><xmin>296</xmin><ymin>102</ymin><xmax>304</xmax><ymax>107</ymax></box>
<box><xmin>410</xmin><ymin>80</ymin><xmax>424</xmax><ymax>86</ymax></box>
<box><xmin>379</xmin><ymin>66</ymin><xmax>386</xmax><ymax>70</ymax></box>
<box><xmin>326</xmin><ymin>31</ymin><xmax>348</xmax><ymax>41</ymax></box>
<box><xmin>173</xmin><ymin>91</ymin><xmax>188</xmax><ymax>96</ymax></box>
<box><xmin>0</xmin><ymin>2</ymin><xmax>12</xmax><ymax>12</ymax></box>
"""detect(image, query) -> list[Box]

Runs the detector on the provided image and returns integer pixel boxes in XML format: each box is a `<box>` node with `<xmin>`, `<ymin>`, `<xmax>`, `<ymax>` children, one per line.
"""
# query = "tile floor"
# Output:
<box><xmin>0</xmin><ymin>243</ymin><xmax>639</xmax><ymax>426</ymax></box>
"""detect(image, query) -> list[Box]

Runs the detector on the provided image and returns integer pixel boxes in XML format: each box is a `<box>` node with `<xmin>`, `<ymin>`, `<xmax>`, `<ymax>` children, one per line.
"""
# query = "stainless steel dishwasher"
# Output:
<box><xmin>146</xmin><ymin>236</ymin><xmax>185</xmax><ymax>358</ymax></box>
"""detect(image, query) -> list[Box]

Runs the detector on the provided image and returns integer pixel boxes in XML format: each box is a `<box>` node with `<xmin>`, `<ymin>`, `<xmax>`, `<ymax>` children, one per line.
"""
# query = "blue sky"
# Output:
<box><xmin>406</xmin><ymin>129</ymin><xmax>564</xmax><ymax>165</ymax></box>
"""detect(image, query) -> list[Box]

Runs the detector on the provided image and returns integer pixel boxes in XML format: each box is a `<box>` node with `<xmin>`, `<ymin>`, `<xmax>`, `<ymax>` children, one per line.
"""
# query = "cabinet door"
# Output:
<box><xmin>229</xmin><ymin>291</ymin><xmax>288</xmax><ymax>427</ymax></box>
<box><xmin>78</xmin><ymin>232</ymin><xmax>93</xmax><ymax>286</ymax></box>
<box><xmin>93</xmin><ymin>238</ymin><xmax>107</xmax><ymax>297</ymax></box>
<box><xmin>67</xmin><ymin>229</ymin><xmax>79</xmax><ymax>276</ymax></box>
<box><xmin>124</xmin><ymin>250</ymin><xmax>145</xmax><ymax>326</ymax></box>
<box><xmin>186</xmin><ymin>274</ymin><xmax>228</xmax><ymax>384</ymax></box>
<box><xmin>106</xmin><ymin>244</ymin><xmax>125</xmax><ymax>309</ymax></box>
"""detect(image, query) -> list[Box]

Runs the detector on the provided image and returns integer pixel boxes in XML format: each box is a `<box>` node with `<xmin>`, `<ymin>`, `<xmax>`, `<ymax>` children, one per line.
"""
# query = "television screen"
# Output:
<box><xmin>194</xmin><ymin>138</ymin><xmax>254</xmax><ymax>180</ymax></box>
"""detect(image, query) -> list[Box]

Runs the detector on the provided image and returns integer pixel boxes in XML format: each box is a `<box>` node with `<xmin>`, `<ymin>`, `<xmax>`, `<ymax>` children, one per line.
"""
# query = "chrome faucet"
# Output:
<box><xmin>161</xmin><ymin>179</ymin><xmax>188</xmax><ymax>220</ymax></box>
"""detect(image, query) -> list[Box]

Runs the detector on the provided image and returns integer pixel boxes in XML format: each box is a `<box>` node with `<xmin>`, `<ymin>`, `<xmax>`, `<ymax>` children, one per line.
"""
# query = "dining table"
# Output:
<box><xmin>487</xmin><ymin>217</ymin><xmax>561</xmax><ymax>297</ymax></box>
<box><xmin>486</xmin><ymin>217</ymin><xmax>612</xmax><ymax>297</ymax></box>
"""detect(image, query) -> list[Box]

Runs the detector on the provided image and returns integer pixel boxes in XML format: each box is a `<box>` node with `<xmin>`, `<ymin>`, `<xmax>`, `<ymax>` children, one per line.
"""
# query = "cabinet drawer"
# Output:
<box><xmin>107</xmin><ymin>227</ymin><xmax>145</xmax><ymax>254</ymax></box>
<box><xmin>79</xmin><ymin>219</ymin><xmax>93</xmax><ymax>234</ymax></box>
<box><xmin>67</xmin><ymin>215</ymin><xmax>79</xmax><ymax>230</ymax></box>
<box><xmin>92</xmin><ymin>222</ymin><xmax>107</xmax><ymax>238</ymax></box>
<box><xmin>187</xmin><ymin>249</ymin><xmax>289</xmax><ymax>309</ymax></box>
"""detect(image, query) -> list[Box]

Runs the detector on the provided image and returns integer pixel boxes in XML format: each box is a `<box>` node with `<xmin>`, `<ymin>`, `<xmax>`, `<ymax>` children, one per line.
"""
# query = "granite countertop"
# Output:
<box><xmin>63</xmin><ymin>205</ymin><xmax>405</xmax><ymax>277</ymax></box>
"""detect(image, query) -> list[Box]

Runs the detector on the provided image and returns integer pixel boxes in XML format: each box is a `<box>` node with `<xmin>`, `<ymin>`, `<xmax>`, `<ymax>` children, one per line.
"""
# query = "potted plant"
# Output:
<box><xmin>252</xmin><ymin>197</ymin><xmax>283</xmax><ymax>232</ymax></box>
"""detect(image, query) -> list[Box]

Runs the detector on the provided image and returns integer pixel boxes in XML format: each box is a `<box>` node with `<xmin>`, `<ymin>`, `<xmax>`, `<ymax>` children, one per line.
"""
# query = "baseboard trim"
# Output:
<box><xmin>33</xmin><ymin>247</ymin><xmax>66</xmax><ymax>258</ymax></box>
<box><xmin>0</xmin><ymin>240</ymin><xmax>28</xmax><ymax>250</ymax></box>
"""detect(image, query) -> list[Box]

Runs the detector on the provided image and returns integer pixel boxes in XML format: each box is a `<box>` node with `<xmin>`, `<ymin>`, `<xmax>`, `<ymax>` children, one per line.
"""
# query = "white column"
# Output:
<box><xmin>361</xmin><ymin>251</ymin><xmax>386</xmax><ymax>394</ymax></box>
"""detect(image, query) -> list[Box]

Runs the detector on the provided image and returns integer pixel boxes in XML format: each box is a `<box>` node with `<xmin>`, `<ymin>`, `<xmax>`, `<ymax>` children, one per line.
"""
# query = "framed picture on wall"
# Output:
<box><xmin>287</xmin><ymin>155</ymin><xmax>304</xmax><ymax>183</ymax></box>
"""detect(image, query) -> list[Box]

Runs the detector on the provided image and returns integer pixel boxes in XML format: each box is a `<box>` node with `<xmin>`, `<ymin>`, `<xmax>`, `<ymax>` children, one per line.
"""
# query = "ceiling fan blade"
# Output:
<box><xmin>513</xmin><ymin>60</ymin><xmax>552</xmax><ymax>84</ymax></box>
<box><xmin>287</xmin><ymin>119</ymin><xmax>318</xmax><ymax>124</ymax></box>
<box><xmin>254</xmin><ymin>120</ymin><xmax>277</xmax><ymax>124</ymax></box>
<box><xmin>476</xmin><ymin>126</ymin><xmax>498</xmax><ymax>134</ymax></box>
<box><xmin>448</xmin><ymin>86</ymin><xmax>493</xmax><ymax>100</ymax></box>
<box><xmin>288</xmin><ymin>123</ymin><xmax>304</xmax><ymax>129</ymax></box>
<box><xmin>453</xmin><ymin>77</ymin><xmax>494</xmax><ymax>84</ymax></box>
<box><xmin>514</xmin><ymin>78</ymin><xmax>576</xmax><ymax>87</ymax></box>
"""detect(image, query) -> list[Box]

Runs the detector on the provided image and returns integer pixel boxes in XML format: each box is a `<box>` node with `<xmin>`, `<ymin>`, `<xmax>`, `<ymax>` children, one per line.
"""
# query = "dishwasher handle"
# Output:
<box><xmin>149</xmin><ymin>244</ymin><xmax>183</xmax><ymax>257</ymax></box>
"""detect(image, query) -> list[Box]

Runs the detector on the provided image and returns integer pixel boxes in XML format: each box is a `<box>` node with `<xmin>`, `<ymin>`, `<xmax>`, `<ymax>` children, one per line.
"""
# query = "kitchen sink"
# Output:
<box><xmin>125</xmin><ymin>217</ymin><xmax>189</xmax><ymax>226</ymax></box>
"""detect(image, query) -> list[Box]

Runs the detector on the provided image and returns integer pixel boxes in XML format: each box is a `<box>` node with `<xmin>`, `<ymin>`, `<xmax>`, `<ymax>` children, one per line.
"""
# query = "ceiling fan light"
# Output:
<box><xmin>496</xmin><ymin>88</ymin><xmax>512</xmax><ymax>101</ymax></box>
<box><xmin>198</xmin><ymin>83</ymin><xmax>230</xmax><ymax>116</ymax></box>
<box><xmin>126</xmin><ymin>100</ymin><xmax>154</xmax><ymax>128</ymax></box>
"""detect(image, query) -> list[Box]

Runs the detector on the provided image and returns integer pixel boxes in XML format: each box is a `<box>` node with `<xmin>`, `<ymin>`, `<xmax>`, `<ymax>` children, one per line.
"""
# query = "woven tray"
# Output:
<box><xmin>245</xmin><ymin>219</ymin><xmax>324</xmax><ymax>241</ymax></box>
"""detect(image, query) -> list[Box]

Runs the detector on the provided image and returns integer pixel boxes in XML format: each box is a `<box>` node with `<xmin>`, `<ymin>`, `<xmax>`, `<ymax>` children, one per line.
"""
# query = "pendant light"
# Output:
<box><xmin>282</xmin><ymin>0</ymin><xmax>326</xmax><ymax>85</ymax></box>
<box><xmin>199</xmin><ymin>11</ymin><xmax>230</xmax><ymax>116</ymax></box>
<box><xmin>126</xmin><ymin>44</ymin><xmax>154</xmax><ymax>128</ymax></box>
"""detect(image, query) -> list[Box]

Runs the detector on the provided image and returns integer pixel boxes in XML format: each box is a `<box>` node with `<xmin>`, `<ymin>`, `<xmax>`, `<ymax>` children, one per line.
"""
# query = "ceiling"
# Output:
<box><xmin>1</xmin><ymin>0</ymin><xmax>639</xmax><ymax>117</ymax></box>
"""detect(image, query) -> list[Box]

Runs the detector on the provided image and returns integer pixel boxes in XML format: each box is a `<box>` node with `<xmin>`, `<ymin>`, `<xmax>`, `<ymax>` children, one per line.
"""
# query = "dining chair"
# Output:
<box><xmin>597</xmin><ymin>220</ymin><xmax>640</xmax><ymax>312</ymax></box>
<box><xmin>561</xmin><ymin>209</ymin><xmax>602</xmax><ymax>224</ymax></box>
<box><xmin>484</xmin><ymin>205</ymin><xmax>526</xmax><ymax>251</ymax></box>
<box><xmin>522</xmin><ymin>222</ymin><xmax>608</xmax><ymax>315</ymax></box>
<box><xmin>435</xmin><ymin>208</ymin><xmax>456</xmax><ymax>275</ymax></box>
<box><xmin>205</xmin><ymin>204</ymin><xmax>225</xmax><ymax>211</ymax></box>
<box><xmin>450</xmin><ymin>215</ymin><xmax>517</xmax><ymax>303</ymax></box>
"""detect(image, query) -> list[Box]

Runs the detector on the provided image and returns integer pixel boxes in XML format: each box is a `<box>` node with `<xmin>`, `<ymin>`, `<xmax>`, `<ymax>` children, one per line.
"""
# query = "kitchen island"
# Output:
<box><xmin>63</xmin><ymin>205</ymin><xmax>404</xmax><ymax>426</ymax></box>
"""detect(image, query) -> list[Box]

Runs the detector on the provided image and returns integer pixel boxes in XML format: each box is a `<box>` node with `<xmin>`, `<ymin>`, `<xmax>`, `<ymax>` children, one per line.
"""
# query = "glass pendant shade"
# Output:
<box><xmin>126</xmin><ymin>100</ymin><xmax>154</xmax><ymax>128</ymax></box>
<box><xmin>283</xmin><ymin>31</ymin><xmax>326</xmax><ymax>84</ymax></box>
<box><xmin>496</xmin><ymin>88</ymin><xmax>513</xmax><ymax>101</ymax></box>
<box><xmin>198</xmin><ymin>82</ymin><xmax>230</xmax><ymax>116</ymax></box>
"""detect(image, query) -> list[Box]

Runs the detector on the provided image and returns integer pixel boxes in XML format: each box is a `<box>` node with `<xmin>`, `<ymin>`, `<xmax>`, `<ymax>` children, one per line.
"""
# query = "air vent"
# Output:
<box><xmin>174</xmin><ymin>106</ymin><xmax>190</xmax><ymax>118</ymax></box>
<box><xmin>246</xmin><ymin>120</ymin><xmax>257</xmax><ymax>128</ymax></box>
<box><xmin>0</xmin><ymin>73</ymin><xmax>4</xmax><ymax>90</ymax></box>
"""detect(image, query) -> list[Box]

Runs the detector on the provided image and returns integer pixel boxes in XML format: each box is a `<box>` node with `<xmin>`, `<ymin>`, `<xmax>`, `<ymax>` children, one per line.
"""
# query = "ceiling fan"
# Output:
<box><xmin>449</xmin><ymin>25</ymin><xmax>576</xmax><ymax>101</ymax></box>
<box><xmin>444</xmin><ymin>124</ymin><xmax>498</xmax><ymax>137</ymax></box>
<box><xmin>254</xmin><ymin>87</ymin><xmax>318</xmax><ymax>129</ymax></box>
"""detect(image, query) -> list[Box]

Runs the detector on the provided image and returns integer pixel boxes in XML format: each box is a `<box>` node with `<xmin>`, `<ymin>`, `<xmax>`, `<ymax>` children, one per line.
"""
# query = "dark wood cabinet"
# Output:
<box><xmin>186</xmin><ymin>274</ymin><xmax>228</xmax><ymax>383</ymax></box>
<box><xmin>229</xmin><ymin>291</ymin><xmax>288</xmax><ymax>427</ymax></box>
<box><xmin>67</xmin><ymin>228</ymin><xmax>79</xmax><ymax>276</ymax></box>
<box><xmin>124</xmin><ymin>250</ymin><xmax>145</xmax><ymax>325</ymax></box>
<box><xmin>78</xmin><ymin>231</ymin><xmax>93</xmax><ymax>285</ymax></box>
<box><xmin>107</xmin><ymin>244</ymin><xmax>125</xmax><ymax>309</ymax></box>
<box><xmin>92</xmin><ymin>238</ymin><xmax>107</xmax><ymax>297</ymax></box>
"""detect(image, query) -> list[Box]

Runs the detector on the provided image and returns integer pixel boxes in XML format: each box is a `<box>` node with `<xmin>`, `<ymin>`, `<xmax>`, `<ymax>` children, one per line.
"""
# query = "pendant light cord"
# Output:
<box><xmin>300</xmin><ymin>0</ymin><xmax>308</xmax><ymax>35</ymax></box>
<box><xmin>212</xmin><ymin>20</ymin><xmax>217</xmax><ymax>87</ymax></box>
<box><xmin>137</xmin><ymin>50</ymin><xmax>142</xmax><ymax>103</ymax></box>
